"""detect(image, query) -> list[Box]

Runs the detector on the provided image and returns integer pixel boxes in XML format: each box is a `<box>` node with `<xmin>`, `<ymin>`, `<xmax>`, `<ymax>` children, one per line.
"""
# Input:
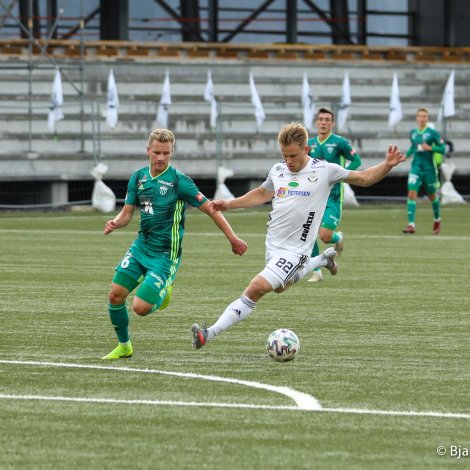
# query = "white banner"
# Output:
<box><xmin>337</xmin><ymin>71</ymin><xmax>351</xmax><ymax>131</ymax></box>
<box><xmin>388</xmin><ymin>72</ymin><xmax>403</xmax><ymax>127</ymax></box>
<box><xmin>301</xmin><ymin>72</ymin><xmax>315</xmax><ymax>130</ymax></box>
<box><xmin>47</xmin><ymin>68</ymin><xmax>64</xmax><ymax>132</ymax></box>
<box><xmin>106</xmin><ymin>69</ymin><xmax>119</xmax><ymax>129</ymax></box>
<box><xmin>204</xmin><ymin>70</ymin><xmax>218</xmax><ymax>129</ymax></box>
<box><xmin>437</xmin><ymin>70</ymin><xmax>455</xmax><ymax>122</ymax></box>
<box><xmin>156</xmin><ymin>70</ymin><xmax>172</xmax><ymax>128</ymax></box>
<box><xmin>249</xmin><ymin>71</ymin><xmax>265</xmax><ymax>128</ymax></box>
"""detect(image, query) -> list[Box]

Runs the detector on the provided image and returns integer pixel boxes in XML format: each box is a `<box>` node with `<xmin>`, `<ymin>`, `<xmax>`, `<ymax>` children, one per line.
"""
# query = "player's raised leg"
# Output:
<box><xmin>192</xmin><ymin>294</ymin><xmax>257</xmax><ymax>349</ymax></box>
<box><xmin>308</xmin><ymin>240</ymin><xmax>323</xmax><ymax>282</ymax></box>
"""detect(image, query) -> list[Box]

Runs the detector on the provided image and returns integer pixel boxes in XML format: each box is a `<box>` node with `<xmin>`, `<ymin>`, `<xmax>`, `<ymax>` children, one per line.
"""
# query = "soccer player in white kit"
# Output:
<box><xmin>192</xmin><ymin>122</ymin><xmax>404</xmax><ymax>349</ymax></box>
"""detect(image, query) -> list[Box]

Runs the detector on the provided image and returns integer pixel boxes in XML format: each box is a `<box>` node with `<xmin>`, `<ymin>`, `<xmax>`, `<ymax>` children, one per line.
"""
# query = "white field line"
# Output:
<box><xmin>1</xmin><ymin>360</ymin><xmax>469</xmax><ymax>419</ymax></box>
<box><xmin>0</xmin><ymin>360</ymin><xmax>321</xmax><ymax>411</ymax></box>
<box><xmin>320</xmin><ymin>407</ymin><xmax>470</xmax><ymax>420</ymax></box>
<box><xmin>0</xmin><ymin>207</ymin><xmax>464</xmax><ymax>223</ymax></box>
<box><xmin>1</xmin><ymin>394</ymin><xmax>469</xmax><ymax>419</ymax></box>
<box><xmin>0</xmin><ymin>394</ymin><xmax>299</xmax><ymax>411</ymax></box>
<box><xmin>0</xmin><ymin>228</ymin><xmax>468</xmax><ymax>241</ymax></box>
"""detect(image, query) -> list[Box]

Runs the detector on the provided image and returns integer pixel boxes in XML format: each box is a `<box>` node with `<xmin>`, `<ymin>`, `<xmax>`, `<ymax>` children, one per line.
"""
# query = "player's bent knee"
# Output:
<box><xmin>133</xmin><ymin>308</ymin><xmax>149</xmax><ymax>317</ymax></box>
<box><xmin>109</xmin><ymin>289</ymin><xmax>128</xmax><ymax>305</ymax></box>
<box><xmin>273</xmin><ymin>286</ymin><xmax>287</xmax><ymax>294</ymax></box>
<box><xmin>244</xmin><ymin>275</ymin><xmax>273</xmax><ymax>302</ymax></box>
<box><xmin>109</xmin><ymin>281</ymin><xmax>131</xmax><ymax>303</ymax></box>
<box><xmin>132</xmin><ymin>300</ymin><xmax>152</xmax><ymax>317</ymax></box>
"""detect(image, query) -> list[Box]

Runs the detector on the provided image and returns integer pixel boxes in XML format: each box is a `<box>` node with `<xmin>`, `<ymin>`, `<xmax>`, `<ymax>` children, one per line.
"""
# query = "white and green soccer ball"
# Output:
<box><xmin>266</xmin><ymin>328</ymin><xmax>300</xmax><ymax>363</ymax></box>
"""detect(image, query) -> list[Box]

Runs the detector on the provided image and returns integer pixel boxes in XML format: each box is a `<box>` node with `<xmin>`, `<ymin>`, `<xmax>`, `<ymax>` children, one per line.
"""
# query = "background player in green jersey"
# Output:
<box><xmin>403</xmin><ymin>108</ymin><xmax>445</xmax><ymax>235</ymax></box>
<box><xmin>102</xmin><ymin>128</ymin><xmax>247</xmax><ymax>359</ymax></box>
<box><xmin>307</xmin><ymin>108</ymin><xmax>362</xmax><ymax>282</ymax></box>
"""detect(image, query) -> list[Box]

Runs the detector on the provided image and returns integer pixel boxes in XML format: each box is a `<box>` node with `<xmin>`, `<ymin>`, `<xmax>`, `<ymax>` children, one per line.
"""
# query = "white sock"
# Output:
<box><xmin>292</xmin><ymin>254</ymin><xmax>325</xmax><ymax>283</ymax></box>
<box><xmin>208</xmin><ymin>295</ymin><xmax>256</xmax><ymax>340</ymax></box>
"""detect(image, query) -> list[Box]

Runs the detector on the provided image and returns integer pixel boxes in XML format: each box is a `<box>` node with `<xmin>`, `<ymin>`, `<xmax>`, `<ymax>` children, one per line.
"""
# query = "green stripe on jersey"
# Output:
<box><xmin>171</xmin><ymin>200</ymin><xmax>184</xmax><ymax>260</ymax></box>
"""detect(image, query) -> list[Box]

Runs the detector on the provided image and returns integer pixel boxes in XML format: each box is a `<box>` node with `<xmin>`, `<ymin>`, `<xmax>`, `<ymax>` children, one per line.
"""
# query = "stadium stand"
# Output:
<box><xmin>1</xmin><ymin>40</ymin><xmax>469</xmax><ymax>206</ymax></box>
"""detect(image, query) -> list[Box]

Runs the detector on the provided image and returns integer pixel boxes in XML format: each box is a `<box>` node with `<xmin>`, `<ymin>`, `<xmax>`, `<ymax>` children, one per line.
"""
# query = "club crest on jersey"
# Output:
<box><xmin>159</xmin><ymin>186</ymin><xmax>168</xmax><ymax>196</ymax></box>
<box><xmin>308</xmin><ymin>175</ymin><xmax>318</xmax><ymax>183</ymax></box>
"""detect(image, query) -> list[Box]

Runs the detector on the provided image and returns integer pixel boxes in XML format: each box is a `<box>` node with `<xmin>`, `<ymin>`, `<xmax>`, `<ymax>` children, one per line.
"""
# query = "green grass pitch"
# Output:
<box><xmin>1</xmin><ymin>204</ymin><xmax>469</xmax><ymax>469</ymax></box>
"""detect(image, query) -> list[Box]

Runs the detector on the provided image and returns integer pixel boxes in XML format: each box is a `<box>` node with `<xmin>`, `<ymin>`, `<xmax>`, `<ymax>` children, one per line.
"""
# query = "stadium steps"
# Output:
<box><xmin>1</xmin><ymin>59</ymin><xmax>470</xmax><ymax>182</ymax></box>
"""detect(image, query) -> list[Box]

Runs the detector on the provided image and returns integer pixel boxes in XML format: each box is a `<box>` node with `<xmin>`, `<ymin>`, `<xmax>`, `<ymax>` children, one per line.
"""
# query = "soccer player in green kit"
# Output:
<box><xmin>307</xmin><ymin>108</ymin><xmax>361</xmax><ymax>282</ymax></box>
<box><xmin>403</xmin><ymin>107</ymin><xmax>445</xmax><ymax>234</ymax></box>
<box><xmin>102</xmin><ymin>128</ymin><xmax>247</xmax><ymax>359</ymax></box>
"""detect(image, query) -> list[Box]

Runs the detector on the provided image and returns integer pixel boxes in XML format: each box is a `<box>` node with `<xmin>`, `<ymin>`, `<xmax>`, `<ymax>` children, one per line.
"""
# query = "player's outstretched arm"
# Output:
<box><xmin>211</xmin><ymin>186</ymin><xmax>274</xmax><ymax>212</ymax></box>
<box><xmin>198</xmin><ymin>201</ymin><xmax>248</xmax><ymax>256</ymax></box>
<box><xmin>104</xmin><ymin>204</ymin><xmax>135</xmax><ymax>235</ymax></box>
<box><xmin>345</xmin><ymin>144</ymin><xmax>405</xmax><ymax>188</ymax></box>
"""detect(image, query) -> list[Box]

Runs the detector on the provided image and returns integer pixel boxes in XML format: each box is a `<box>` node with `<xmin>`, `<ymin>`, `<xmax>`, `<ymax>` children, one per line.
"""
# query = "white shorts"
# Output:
<box><xmin>259</xmin><ymin>249</ymin><xmax>309</xmax><ymax>289</ymax></box>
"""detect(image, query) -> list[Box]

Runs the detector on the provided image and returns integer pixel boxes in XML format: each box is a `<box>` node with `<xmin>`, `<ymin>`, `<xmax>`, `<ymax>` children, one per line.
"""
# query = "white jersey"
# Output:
<box><xmin>262</xmin><ymin>158</ymin><xmax>349</xmax><ymax>256</ymax></box>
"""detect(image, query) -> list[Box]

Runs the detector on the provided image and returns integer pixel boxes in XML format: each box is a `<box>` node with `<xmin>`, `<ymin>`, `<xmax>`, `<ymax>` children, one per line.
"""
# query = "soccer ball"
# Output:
<box><xmin>266</xmin><ymin>328</ymin><xmax>300</xmax><ymax>363</ymax></box>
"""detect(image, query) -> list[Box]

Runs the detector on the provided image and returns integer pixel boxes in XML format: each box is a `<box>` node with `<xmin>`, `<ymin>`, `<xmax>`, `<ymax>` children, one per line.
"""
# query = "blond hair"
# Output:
<box><xmin>148</xmin><ymin>128</ymin><xmax>175</xmax><ymax>149</ymax></box>
<box><xmin>278</xmin><ymin>122</ymin><xmax>308</xmax><ymax>148</ymax></box>
<box><xmin>416</xmin><ymin>107</ymin><xmax>429</xmax><ymax>115</ymax></box>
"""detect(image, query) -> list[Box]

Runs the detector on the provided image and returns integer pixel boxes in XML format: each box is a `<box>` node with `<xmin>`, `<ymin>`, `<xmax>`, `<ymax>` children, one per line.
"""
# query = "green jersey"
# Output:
<box><xmin>406</xmin><ymin>126</ymin><xmax>445</xmax><ymax>166</ymax></box>
<box><xmin>125</xmin><ymin>165</ymin><xmax>207</xmax><ymax>260</ymax></box>
<box><xmin>308</xmin><ymin>133</ymin><xmax>361</xmax><ymax>203</ymax></box>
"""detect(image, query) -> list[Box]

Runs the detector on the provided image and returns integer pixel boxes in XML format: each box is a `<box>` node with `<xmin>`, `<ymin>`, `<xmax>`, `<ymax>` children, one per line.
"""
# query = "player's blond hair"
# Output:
<box><xmin>148</xmin><ymin>128</ymin><xmax>175</xmax><ymax>149</ymax></box>
<box><xmin>278</xmin><ymin>122</ymin><xmax>308</xmax><ymax>148</ymax></box>
<box><xmin>416</xmin><ymin>107</ymin><xmax>429</xmax><ymax>115</ymax></box>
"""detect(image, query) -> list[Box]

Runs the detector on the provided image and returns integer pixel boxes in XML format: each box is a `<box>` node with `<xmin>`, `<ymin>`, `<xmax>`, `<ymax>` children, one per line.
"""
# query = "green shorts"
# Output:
<box><xmin>321</xmin><ymin>199</ymin><xmax>342</xmax><ymax>231</ymax></box>
<box><xmin>113</xmin><ymin>244</ymin><xmax>180</xmax><ymax>304</ymax></box>
<box><xmin>407</xmin><ymin>170</ymin><xmax>439</xmax><ymax>194</ymax></box>
<box><xmin>408</xmin><ymin>158</ymin><xmax>439</xmax><ymax>194</ymax></box>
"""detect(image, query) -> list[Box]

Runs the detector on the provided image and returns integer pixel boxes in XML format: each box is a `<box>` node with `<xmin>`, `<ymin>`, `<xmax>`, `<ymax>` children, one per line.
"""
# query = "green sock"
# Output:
<box><xmin>109</xmin><ymin>303</ymin><xmax>129</xmax><ymax>343</ymax></box>
<box><xmin>432</xmin><ymin>198</ymin><xmax>440</xmax><ymax>220</ymax></box>
<box><xmin>311</xmin><ymin>240</ymin><xmax>319</xmax><ymax>257</ymax></box>
<box><xmin>407</xmin><ymin>199</ymin><xmax>416</xmax><ymax>224</ymax></box>
<box><xmin>331</xmin><ymin>232</ymin><xmax>341</xmax><ymax>244</ymax></box>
